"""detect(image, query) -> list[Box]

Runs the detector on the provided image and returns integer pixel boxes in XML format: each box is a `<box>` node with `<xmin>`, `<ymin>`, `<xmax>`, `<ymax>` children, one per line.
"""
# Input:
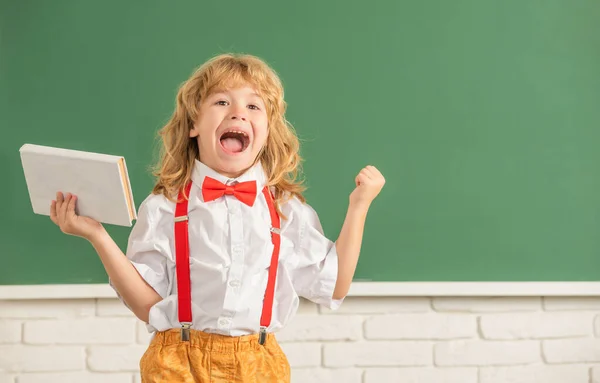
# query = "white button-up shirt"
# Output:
<box><xmin>116</xmin><ymin>160</ymin><xmax>342</xmax><ymax>335</ymax></box>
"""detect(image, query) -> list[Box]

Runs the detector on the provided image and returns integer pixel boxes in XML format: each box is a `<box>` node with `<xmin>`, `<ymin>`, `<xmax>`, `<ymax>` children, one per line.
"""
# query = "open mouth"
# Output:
<box><xmin>219</xmin><ymin>130</ymin><xmax>250</xmax><ymax>154</ymax></box>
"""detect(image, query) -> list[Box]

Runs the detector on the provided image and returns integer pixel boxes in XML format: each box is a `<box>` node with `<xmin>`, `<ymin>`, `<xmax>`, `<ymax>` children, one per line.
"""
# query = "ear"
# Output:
<box><xmin>189</xmin><ymin>125</ymin><xmax>199</xmax><ymax>138</ymax></box>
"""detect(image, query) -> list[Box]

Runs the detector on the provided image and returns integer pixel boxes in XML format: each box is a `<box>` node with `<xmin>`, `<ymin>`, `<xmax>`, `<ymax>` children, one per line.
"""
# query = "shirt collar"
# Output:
<box><xmin>191</xmin><ymin>159</ymin><xmax>267</xmax><ymax>190</ymax></box>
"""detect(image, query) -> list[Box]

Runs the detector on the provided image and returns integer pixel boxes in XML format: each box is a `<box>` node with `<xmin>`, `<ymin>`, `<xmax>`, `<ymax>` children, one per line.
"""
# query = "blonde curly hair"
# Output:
<box><xmin>151</xmin><ymin>53</ymin><xmax>305</xmax><ymax>216</ymax></box>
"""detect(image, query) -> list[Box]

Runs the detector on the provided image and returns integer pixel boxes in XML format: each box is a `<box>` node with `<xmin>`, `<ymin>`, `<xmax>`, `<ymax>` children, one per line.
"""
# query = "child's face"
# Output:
<box><xmin>190</xmin><ymin>85</ymin><xmax>269</xmax><ymax>178</ymax></box>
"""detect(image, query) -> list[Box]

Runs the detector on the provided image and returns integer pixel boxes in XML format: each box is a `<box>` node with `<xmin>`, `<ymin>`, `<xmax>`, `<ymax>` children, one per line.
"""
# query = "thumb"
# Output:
<box><xmin>355</xmin><ymin>173</ymin><xmax>367</xmax><ymax>187</ymax></box>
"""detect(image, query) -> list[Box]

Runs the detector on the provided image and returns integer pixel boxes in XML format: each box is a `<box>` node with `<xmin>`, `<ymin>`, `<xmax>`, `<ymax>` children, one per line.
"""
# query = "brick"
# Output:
<box><xmin>279</xmin><ymin>343</ymin><xmax>321</xmax><ymax>367</ymax></box>
<box><xmin>320</xmin><ymin>297</ymin><xmax>430</xmax><ymax>314</ymax></box>
<box><xmin>136</xmin><ymin>321</ymin><xmax>152</xmax><ymax>344</ymax></box>
<box><xmin>277</xmin><ymin>315</ymin><xmax>362</xmax><ymax>342</ymax></box>
<box><xmin>543</xmin><ymin>339</ymin><xmax>600</xmax><ymax>363</ymax></box>
<box><xmin>24</xmin><ymin>319</ymin><xmax>136</xmax><ymax>344</ymax></box>
<box><xmin>365</xmin><ymin>314</ymin><xmax>476</xmax><ymax>340</ymax></box>
<box><xmin>480</xmin><ymin>365</ymin><xmax>590</xmax><ymax>383</ymax></box>
<box><xmin>297</xmin><ymin>298</ymin><xmax>319</xmax><ymax>315</ymax></box>
<box><xmin>432</xmin><ymin>297</ymin><xmax>541</xmax><ymax>312</ymax></box>
<box><xmin>543</xmin><ymin>297</ymin><xmax>600</xmax><ymax>311</ymax></box>
<box><xmin>87</xmin><ymin>345</ymin><xmax>147</xmax><ymax>372</ymax></box>
<box><xmin>480</xmin><ymin>312</ymin><xmax>594</xmax><ymax>339</ymax></box>
<box><xmin>0</xmin><ymin>300</ymin><xmax>95</xmax><ymax>319</ymax></box>
<box><xmin>0</xmin><ymin>320</ymin><xmax>21</xmax><ymax>343</ymax></box>
<box><xmin>18</xmin><ymin>372</ymin><xmax>133</xmax><ymax>383</ymax></box>
<box><xmin>593</xmin><ymin>366</ymin><xmax>600</xmax><ymax>383</ymax></box>
<box><xmin>0</xmin><ymin>345</ymin><xmax>85</xmax><ymax>372</ymax></box>
<box><xmin>291</xmin><ymin>368</ymin><xmax>362</xmax><ymax>383</ymax></box>
<box><xmin>324</xmin><ymin>342</ymin><xmax>432</xmax><ymax>367</ymax></box>
<box><xmin>435</xmin><ymin>341</ymin><xmax>540</xmax><ymax>366</ymax></box>
<box><xmin>96</xmin><ymin>299</ymin><xmax>134</xmax><ymax>317</ymax></box>
<box><xmin>365</xmin><ymin>367</ymin><xmax>477</xmax><ymax>383</ymax></box>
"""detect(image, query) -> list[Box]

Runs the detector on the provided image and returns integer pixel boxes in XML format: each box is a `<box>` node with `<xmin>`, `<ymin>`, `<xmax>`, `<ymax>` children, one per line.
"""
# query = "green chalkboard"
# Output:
<box><xmin>2</xmin><ymin>0</ymin><xmax>600</xmax><ymax>285</ymax></box>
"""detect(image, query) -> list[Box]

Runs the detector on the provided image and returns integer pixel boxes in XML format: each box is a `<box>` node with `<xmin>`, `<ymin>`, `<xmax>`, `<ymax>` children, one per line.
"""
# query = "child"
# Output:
<box><xmin>50</xmin><ymin>53</ymin><xmax>385</xmax><ymax>382</ymax></box>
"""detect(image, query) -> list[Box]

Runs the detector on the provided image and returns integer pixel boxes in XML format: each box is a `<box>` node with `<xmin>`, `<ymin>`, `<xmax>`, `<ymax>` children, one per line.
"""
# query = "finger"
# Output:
<box><xmin>68</xmin><ymin>195</ymin><xmax>77</xmax><ymax>217</ymax></box>
<box><xmin>356</xmin><ymin>173</ymin><xmax>368</xmax><ymax>186</ymax></box>
<box><xmin>360</xmin><ymin>167</ymin><xmax>375</xmax><ymax>178</ymax></box>
<box><xmin>366</xmin><ymin>165</ymin><xmax>382</xmax><ymax>177</ymax></box>
<box><xmin>55</xmin><ymin>192</ymin><xmax>64</xmax><ymax>209</ymax></box>
<box><xmin>360</xmin><ymin>168</ymin><xmax>374</xmax><ymax>180</ymax></box>
<box><xmin>364</xmin><ymin>167</ymin><xmax>385</xmax><ymax>184</ymax></box>
<box><xmin>55</xmin><ymin>192</ymin><xmax>64</xmax><ymax>222</ymax></box>
<box><xmin>50</xmin><ymin>200</ymin><xmax>58</xmax><ymax>225</ymax></box>
<box><xmin>59</xmin><ymin>193</ymin><xmax>71</xmax><ymax>223</ymax></box>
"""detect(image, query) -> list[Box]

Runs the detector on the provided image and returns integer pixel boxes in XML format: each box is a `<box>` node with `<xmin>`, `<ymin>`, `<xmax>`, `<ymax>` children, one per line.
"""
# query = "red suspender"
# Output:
<box><xmin>259</xmin><ymin>187</ymin><xmax>281</xmax><ymax>345</ymax></box>
<box><xmin>174</xmin><ymin>182</ymin><xmax>193</xmax><ymax>341</ymax></box>
<box><xmin>174</xmin><ymin>182</ymin><xmax>280</xmax><ymax>345</ymax></box>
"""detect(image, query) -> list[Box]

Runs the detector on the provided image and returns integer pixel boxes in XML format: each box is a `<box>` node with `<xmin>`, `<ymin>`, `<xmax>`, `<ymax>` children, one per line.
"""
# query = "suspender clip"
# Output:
<box><xmin>269</xmin><ymin>227</ymin><xmax>280</xmax><ymax>235</ymax></box>
<box><xmin>174</xmin><ymin>215</ymin><xmax>189</xmax><ymax>223</ymax></box>
<box><xmin>181</xmin><ymin>322</ymin><xmax>191</xmax><ymax>341</ymax></box>
<box><xmin>258</xmin><ymin>326</ymin><xmax>267</xmax><ymax>345</ymax></box>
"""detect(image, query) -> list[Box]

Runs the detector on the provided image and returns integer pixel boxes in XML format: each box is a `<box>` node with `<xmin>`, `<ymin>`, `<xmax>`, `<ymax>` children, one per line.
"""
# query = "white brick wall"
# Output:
<box><xmin>0</xmin><ymin>297</ymin><xmax>599</xmax><ymax>382</ymax></box>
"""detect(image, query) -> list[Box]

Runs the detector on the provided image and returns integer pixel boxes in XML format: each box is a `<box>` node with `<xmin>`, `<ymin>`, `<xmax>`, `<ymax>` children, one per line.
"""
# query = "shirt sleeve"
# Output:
<box><xmin>281</xmin><ymin>197</ymin><xmax>344</xmax><ymax>310</ymax></box>
<box><xmin>109</xmin><ymin>194</ymin><xmax>174</xmax><ymax>303</ymax></box>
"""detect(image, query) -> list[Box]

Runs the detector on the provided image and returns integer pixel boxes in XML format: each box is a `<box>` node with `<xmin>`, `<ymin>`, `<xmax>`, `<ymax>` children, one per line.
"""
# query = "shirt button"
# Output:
<box><xmin>232</xmin><ymin>244</ymin><xmax>243</xmax><ymax>253</ymax></box>
<box><xmin>229</xmin><ymin>280</ymin><xmax>240</xmax><ymax>287</ymax></box>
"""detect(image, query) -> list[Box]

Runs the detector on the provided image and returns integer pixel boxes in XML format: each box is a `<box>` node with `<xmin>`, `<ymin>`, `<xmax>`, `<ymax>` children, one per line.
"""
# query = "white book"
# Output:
<box><xmin>19</xmin><ymin>144</ymin><xmax>137</xmax><ymax>227</ymax></box>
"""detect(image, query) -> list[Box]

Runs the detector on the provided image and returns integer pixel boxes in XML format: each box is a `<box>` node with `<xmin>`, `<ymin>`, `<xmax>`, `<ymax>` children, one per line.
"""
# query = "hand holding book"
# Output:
<box><xmin>50</xmin><ymin>191</ymin><xmax>105</xmax><ymax>242</ymax></box>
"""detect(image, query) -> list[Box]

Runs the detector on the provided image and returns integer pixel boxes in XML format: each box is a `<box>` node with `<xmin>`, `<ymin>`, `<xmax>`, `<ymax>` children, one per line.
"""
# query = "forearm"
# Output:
<box><xmin>89</xmin><ymin>229</ymin><xmax>162</xmax><ymax>322</ymax></box>
<box><xmin>333</xmin><ymin>202</ymin><xmax>369</xmax><ymax>299</ymax></box>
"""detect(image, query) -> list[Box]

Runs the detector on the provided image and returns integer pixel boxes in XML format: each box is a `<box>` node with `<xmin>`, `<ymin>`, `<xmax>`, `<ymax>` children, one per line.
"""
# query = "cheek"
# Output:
<box><xmin>255</xmin><ymin>134</ymin><xmax>267</xmax><ymax>150</ymax></box>
<box><xmin>195</xmin><ymin>118</ymin><xmax>219</xmax><ymax>144</ymax></box>
<box><xmin>252</xmin><ymin>116</ymin><xmax>269</xmax><ymax>147</ymax></box>
<box><xmin>195</xmin><ymin>125</ymin><xmax>209</xmax><ymax>143</ymax></box>
<box><xmin>255</xmin><ymin>127</ymin><xmax>269</xmax><ymax>149</ymax></box>
<box><xmin>194</xmin><ymin>131</ymin><xmax>216</xmax><ymax>153</ymax></box>
<box><xmin>196</xmin><ymin>108</ymin><xmax>222</xmax><ymax>133</ymax></box>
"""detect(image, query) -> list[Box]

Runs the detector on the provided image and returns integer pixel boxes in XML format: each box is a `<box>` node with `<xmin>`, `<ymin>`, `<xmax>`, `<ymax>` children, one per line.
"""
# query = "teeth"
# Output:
<box><xmin>224</xmin><ymin>130</ymin><xmax>248</xmax><ymax>137</ymax></box>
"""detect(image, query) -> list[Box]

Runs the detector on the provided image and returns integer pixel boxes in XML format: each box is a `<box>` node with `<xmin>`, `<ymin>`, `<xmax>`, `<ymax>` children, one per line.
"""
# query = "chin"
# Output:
<box><xmin>215</xmin><ymin>156</ymin><xmax>257</xmax><ymax>177</ymax></box>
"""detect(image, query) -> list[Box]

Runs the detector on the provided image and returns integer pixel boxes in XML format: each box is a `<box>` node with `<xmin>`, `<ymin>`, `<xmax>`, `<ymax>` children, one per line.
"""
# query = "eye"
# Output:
<box><xmin>248</xmin><ymin>104</ymin><xmax>260</xmax><ymax>110</ymax></box>
<box><xmin>215</xmin><ymin>100</ymin><xmax>229</xmax><ymax>106</ymax></box>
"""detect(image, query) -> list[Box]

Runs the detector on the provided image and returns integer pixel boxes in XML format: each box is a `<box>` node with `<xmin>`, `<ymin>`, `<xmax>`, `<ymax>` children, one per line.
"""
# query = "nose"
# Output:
<box><xmin>230</xmin><ymin>114</ymin><xmax>247</xmax><ymax>121</ymax></box>
<box><xmin>229</xmin><ymin>106</ymin><xmax>247</xmax><ymax>121</ymax></box>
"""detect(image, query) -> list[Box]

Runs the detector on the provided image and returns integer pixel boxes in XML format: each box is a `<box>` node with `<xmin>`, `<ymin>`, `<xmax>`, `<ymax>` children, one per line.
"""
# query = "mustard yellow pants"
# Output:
<box><xmin>140</xmin><ymin>329</ymin><xmax>290</xmax><ymax>383</ymax></box>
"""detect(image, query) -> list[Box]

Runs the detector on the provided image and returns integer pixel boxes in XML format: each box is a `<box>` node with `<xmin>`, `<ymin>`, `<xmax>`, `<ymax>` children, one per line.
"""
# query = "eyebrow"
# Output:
<box><xmin>249</xmin><ymin>93</ymin><xmax>265</xmax><ymax>103</ymax></box>
<box><xmin>208</xmin><ymin>90</ymin><xmax>264</xmax><ymax>103</ymax></box>
<box><xmin>211</xmin><ymin>89</ymin><xmax>258</xmax><ymax>95</ymax></box>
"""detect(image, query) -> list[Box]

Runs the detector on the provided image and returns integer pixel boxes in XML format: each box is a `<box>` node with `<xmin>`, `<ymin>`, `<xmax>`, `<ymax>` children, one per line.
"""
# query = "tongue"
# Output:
<box><xmin>221</xmin><ymin>137</ymin><xmax>243</xmax><ymax>153</ymax></box>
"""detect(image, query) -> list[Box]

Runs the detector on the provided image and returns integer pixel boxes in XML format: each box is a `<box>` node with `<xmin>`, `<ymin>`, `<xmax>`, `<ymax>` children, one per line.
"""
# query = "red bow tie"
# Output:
<box><xmin>201</xmin><ymin>176</ymin><xmax>257</xmax><ymax>206</ymax></box>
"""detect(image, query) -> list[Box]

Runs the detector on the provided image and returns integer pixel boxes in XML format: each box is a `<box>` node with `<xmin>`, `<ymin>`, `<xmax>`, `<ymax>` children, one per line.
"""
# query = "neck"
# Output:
<box><xmin>199</xmin><ymin>158</ymin><xmax>261</xmax><ymax>180</ymax></box>
<box><xmin>219</xmin><ymin>169</ymin><xmax>248</xmax><ymax>179</ymax></box>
